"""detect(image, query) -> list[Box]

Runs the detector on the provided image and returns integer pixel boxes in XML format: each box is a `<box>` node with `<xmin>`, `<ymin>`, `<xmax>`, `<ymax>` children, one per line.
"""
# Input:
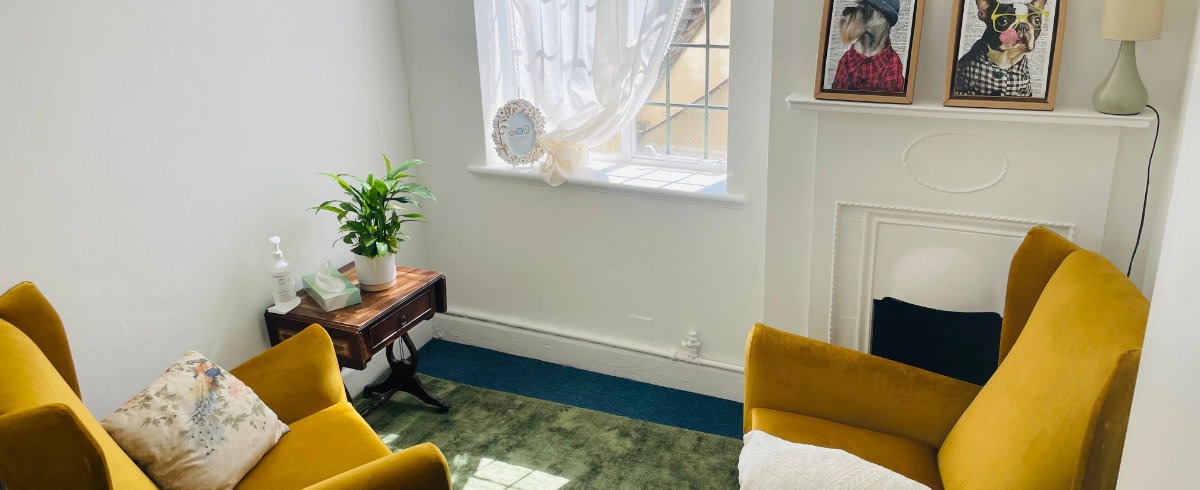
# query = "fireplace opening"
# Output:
<box><xmin>869</xmin><ymin>297</ymin><xmax>1002</xmax><ymax>385</ymax></box>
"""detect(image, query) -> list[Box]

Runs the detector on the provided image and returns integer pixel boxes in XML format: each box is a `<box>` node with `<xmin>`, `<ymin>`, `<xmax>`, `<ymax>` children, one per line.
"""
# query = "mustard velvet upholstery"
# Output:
<box><xmin>0</xmin><ymin>315</ymin><xmax>157</xmax><ymax>488</ymax></box>
<box><xmin>229</xmin><ymin>324</ymin><xmax>349</xmax><ymax>425</ymax></box>
<box><xmin>0</xmin><ymin>282</ymin><xmax>82</xmax><ymax>396</ymax></box>
<box><xmin>0</xmin><ymin>283</ymin><xmax>451</xmax><ymax>490</ymax></box>
<box><xmin>235</xmin><ymin>402</ymin><xmax>392</xmax><ymax>489</ymax></box>
<box><xmin>1082</xmin><ymin>349</ymin><xmax>1142</xmax><ymax>490</ymax></box>
<box><xmin>743</xmin><ymin>323</ymin><xmax>982</xmax><ymax>448</ymax></box>
<box><xmin>749</xmin><ymin>408</ymin><xmax>943</xmax><ymax>489</ymax></box>
<box><xmin>939</xmin><ymin>251</ymin><xmax>1148</xmax><ymax>488</ymax></box>
<box><xmin>744</xmin><ymin>228</ymin><xmax>1148</xmax><ymax>490</ymax></box>
<box><xmin>304</xmin><ymin>444</ymin><xmax>452</xmax><ymax>490</ymax></box>
<box><xmin>998</xmin><ymin>226</ymin><xmax>1081</xmax><ymax>364</ymax></box>
<box><xmin>0</xmin><ymin>403</ymin><xmax>112</xmax><ymax>490</ymax></box>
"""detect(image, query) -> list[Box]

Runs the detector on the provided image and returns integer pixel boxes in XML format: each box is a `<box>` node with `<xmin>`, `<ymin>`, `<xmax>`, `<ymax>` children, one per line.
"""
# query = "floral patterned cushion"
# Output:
<box><xmin>101</xmin><ymin>351</ymin><xmax>289</xmax><ymax>490</ymax></box>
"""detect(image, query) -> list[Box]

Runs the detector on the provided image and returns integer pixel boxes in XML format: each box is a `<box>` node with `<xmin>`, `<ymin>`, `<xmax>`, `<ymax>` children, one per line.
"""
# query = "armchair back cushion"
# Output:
<box><xmin>998</xmin><ymin>226</ymin><xmax>1080</xmax><ymax>364</ymax></box>
<box><xmin>0</xmin><ymin>282</ymin><xmax>82</xmax><ymax>396</ymax></box>
<box><xmin>0</xmin><ymin>284</ymin><xmax>155</xmax><ymax>489</ymax></box>
<box><xmin>937</xmin><ymin>251</ymin><xmax>1149</xmax><ymax>489</ymax></box>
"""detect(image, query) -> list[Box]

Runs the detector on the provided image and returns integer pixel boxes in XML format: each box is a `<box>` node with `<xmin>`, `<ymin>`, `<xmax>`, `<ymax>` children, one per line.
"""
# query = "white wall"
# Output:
<box><xmin>0</xmin><ymin>1</ymin><xmax>424</xmax><ymax>413</ymax></box>
<box><xmin>764</xmin><ymin>0</ymin><xmax>1199</xmax><ymax>340</ymax></box>
<box><xmin>1118</xmin><ymin>20</ymin><xmax>1200</xmax><ymax>487</ymax></box>
<box><xmin>395</xmin><ymin>0</ymin><xmax>774</xmax><ymax>399</ymax></box>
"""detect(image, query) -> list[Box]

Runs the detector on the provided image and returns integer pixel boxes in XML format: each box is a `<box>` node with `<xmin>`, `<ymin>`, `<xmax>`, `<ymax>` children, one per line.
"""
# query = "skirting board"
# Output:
<box><xmin>431</xmin><ymin>313</ymin><xmax>745</xmax><ymax>402</ymax></box>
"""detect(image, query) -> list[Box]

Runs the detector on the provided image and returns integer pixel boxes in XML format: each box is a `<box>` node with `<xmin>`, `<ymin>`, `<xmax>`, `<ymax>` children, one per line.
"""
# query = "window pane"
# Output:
<box><xmin>675</xmin><ymin>0</ymin><xmax>707</xmax><ymax>44</ymax></box>
<box><xmin>709</xmin><ymin>48</ymin><xmax>730</xmax><ymax>107</ymax></box>
<box><xmin>708</xmin><ymin>108</ymin><xmax>728</xmax><ymax>161</ymax></box>
<box><xmin>668</xmin><ymin>47</ymin><xmax>707</xmax><ymax>106</ymax></box>
<box><xmin>636</xmin><ymin>104</ymin><xmax>668</xmax><ymax>157</ymax></box>
<box><xmin>710</xmin><ymin>0</ymin><xmax>731</xmax><ymax>46</ymax></box>
<box><xmin>628</xmin><ymin>0</ymin><xmax>731</xmax><ymax>166</ymax></box>
<box><xmin>646</xmin><ymin>63</ymin><xmax>667</xmax><ymax>104</ymax></box>
<box><xmin>669</xmin><ymin>107</ymin><xmax>707</xmax><ymax>159</ymax></box>
<box><xmin>592</xmin><ymin>131</ymin><xmax>621</xmax><ymax>156</ymax></box>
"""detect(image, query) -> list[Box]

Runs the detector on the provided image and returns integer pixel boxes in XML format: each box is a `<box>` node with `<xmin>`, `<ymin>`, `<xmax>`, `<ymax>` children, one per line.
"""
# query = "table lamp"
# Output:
<box><xmin>1092</xmin><ymin>0</ymin><xmax>1165</xmax><ymax>115</ymax></box>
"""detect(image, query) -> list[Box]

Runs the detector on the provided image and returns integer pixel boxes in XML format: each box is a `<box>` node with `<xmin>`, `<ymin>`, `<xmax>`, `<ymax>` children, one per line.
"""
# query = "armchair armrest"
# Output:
<box><xmin>0</xmin><ymin>403</ymin><xmax>109</xmax><ymax>490</ymax></box>
<box><xmin>231</xmin><ymin>324</ymin><xmax>347</xmax><ymax>424</ymax></box>
<box><xmin>744</xmin><ymin>323</ymin><xmax>982</xmax><ymax>447</ymax></box>
<box><xmin>303</xmin><ymin>443</ymin><xmax>451</xmax><ymax>490</ymax></box>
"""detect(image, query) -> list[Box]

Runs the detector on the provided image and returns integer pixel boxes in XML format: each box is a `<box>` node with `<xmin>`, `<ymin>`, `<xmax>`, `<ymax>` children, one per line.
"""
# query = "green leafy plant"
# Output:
<box><xmin>311</xmin><ymin>155</ymin><xmax>434</xmax><ymax>258</ymax></box>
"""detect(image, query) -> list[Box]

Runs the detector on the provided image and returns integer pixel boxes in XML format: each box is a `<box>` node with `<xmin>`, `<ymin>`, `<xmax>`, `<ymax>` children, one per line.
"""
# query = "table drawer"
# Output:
<box><xmin>367</xmin><ymin>290</ymin><xmax>434</xmax><ymax>349</ymax></box>
<box><xmin>278</xmin><ymin>326</ymin><xmax>355</xmax><ymax>359</ymax></box>
<box><xmin>266</xmin><ymin>317</ymin><xmax>369</xmax><ymax>369</ymax></box>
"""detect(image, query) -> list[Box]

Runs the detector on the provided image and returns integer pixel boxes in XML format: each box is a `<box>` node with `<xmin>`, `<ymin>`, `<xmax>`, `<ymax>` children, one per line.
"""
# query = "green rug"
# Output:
<box><xmin>357</xmin><ymin>376</ymin><xmax>742</xmax><ymax>489</ymax></box>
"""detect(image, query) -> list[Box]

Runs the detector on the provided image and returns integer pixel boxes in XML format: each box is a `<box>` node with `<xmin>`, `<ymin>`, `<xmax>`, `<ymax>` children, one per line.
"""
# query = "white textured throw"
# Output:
<box><xmin>739</xmin><ymin>431</ymin><xmax>930</xmax><ymax>490</ymax></box>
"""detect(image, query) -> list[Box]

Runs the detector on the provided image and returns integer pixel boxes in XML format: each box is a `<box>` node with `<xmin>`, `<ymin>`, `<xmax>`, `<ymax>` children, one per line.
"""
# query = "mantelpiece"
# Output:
<box><xmin>786</xmin><ymin>92</ymin><xmax>1155</xmax><ymax>128</ymax></box>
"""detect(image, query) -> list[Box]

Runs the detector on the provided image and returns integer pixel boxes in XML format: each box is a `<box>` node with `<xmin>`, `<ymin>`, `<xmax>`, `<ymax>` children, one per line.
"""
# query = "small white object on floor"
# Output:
<box><xmin>738</xmin><ymin>430</ymin><xmax>930</xmax><ymax>490</ymax></box>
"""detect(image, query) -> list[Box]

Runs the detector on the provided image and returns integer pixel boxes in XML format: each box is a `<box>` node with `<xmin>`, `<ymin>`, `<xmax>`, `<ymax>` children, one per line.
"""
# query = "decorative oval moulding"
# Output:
<box><xmin>901</xmin><ymin>131</ymin><xmax>1009</xmax><ymax>193</ymax></box>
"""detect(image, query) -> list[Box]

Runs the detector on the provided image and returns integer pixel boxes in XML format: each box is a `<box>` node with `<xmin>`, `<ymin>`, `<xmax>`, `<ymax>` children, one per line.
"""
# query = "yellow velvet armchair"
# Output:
<box><xmin>745</xmin><ymin>227</ymin><xmax>1147</xmax><ymax>489</ymax></box>
<box><xmin>0</xmin><ymin>282</ymin><xmax>451</xmax><ymax>489</ymax></box>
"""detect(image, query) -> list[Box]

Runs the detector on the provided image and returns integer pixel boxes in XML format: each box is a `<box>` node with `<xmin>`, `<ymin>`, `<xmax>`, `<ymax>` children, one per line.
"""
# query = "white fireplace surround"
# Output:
<box><xmin>829</xmin><ymin>202</ymin><xmax>1075</xmax><ymax>351</ymax></box>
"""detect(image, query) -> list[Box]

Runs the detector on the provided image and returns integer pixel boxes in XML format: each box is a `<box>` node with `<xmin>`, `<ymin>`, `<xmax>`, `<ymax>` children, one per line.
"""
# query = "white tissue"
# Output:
<box><xmin>314</xmin><ymin>260</ymin><xmax>345</xmax><ymax>294</ymax></box>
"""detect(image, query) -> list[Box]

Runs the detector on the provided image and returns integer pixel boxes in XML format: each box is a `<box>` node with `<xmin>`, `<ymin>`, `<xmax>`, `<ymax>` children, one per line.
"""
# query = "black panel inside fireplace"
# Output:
<box><xmin>870</xmin><ymin>297</ymin><xmax>1002</xmax><ymax>385</ymax></box>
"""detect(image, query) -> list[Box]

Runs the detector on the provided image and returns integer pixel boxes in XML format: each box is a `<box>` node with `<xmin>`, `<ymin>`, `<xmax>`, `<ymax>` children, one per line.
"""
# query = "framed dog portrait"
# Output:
<box><xmin>944</xmin><ymin>0</ymin><xmax>1067</xmax><ymax>110</ymax></box>
<box><xmin>815</xmin><ymin>0</ymin><xmax>927</xmax><ymax>104</ymax></box>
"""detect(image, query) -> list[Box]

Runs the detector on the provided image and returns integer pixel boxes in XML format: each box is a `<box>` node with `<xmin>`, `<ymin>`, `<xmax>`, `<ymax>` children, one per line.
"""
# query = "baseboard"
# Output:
<box><xmin>431</xmin><ymin>310</ymin><xmax>745</xmax><ymax>402</ymax></box>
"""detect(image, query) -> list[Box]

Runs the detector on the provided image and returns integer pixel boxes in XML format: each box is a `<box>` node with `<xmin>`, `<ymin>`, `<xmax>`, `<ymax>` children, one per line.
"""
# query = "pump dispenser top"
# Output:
<box><xmin>269</xmin><ymin>236</ymin><xmax>284</xmax><ymax>259</ymax></box>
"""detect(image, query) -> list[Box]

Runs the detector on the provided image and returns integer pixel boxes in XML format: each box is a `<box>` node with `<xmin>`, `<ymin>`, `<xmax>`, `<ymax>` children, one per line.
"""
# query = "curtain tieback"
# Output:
<box><xmin>540</xmin><ymin>136</ymin><xmax>589</xmax><ymax>187</ymax></box>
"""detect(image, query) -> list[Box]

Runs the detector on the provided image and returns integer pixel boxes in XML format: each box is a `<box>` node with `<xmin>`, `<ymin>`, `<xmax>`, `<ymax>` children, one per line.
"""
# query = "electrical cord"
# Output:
<box><xmin>1127</xmin><ymin>105</ymin><xmax>1161</xmax><ymax>277</ymax></box>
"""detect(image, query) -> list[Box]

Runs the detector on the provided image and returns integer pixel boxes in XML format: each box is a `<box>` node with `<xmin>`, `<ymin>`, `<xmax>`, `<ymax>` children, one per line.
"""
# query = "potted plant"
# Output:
<box><xmin>311</xmin><ymin>155</ymin><xmax>434</xmax><ymax>291</ymax></box>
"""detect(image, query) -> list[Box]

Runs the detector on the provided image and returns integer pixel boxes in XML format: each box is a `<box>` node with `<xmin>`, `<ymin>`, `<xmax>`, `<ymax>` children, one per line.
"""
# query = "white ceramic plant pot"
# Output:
<box><xmin>353</xmin><ymin>253</ymin><xmax>397</xmax><ymax>292</ymax></box>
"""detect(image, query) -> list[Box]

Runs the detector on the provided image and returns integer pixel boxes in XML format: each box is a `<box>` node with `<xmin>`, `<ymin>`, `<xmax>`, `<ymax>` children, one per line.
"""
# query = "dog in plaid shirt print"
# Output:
<box><xmin>954</xmin><ymin>0</ymin><xmax>1049</xmax><ymax>97</ymax></box>
<box><xmin>832</xmin><ymin>0</ymin><xmax>905</xmax><ymax>93</ymax></box>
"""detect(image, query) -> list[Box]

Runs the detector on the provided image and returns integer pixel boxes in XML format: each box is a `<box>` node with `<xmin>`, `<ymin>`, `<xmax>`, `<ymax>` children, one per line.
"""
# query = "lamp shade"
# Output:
<box><xmin>1101</xmin><ymin>0</ymin><xmax>1165</xmax><ymax>41</ymax></box>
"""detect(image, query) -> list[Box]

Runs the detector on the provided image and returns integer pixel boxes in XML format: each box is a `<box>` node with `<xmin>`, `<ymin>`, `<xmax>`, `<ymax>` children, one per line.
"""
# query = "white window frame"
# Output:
<box><xmin>470</xmin><ymin>0</ymin><xmax>744</xmax><ymax>207</ymax></box>
<box><xmin>601</xmin><ymin>1</ymin><xmax>730</xmax><ymax>172</ymax></box>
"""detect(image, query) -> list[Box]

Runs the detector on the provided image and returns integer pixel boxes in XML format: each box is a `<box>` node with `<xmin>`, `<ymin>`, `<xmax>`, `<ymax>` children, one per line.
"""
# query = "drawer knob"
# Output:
<box><xmin>399</xmin><ymin>314</ymin><xmax>408</xmax><ymax>324</ymax></box>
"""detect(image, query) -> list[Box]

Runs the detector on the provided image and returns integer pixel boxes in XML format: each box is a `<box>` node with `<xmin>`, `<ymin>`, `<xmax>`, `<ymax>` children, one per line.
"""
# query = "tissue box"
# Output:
<box><xmin>302</xmin><ymin>272</ymin><xmax>362</xmax><ymax>312</ymax></box>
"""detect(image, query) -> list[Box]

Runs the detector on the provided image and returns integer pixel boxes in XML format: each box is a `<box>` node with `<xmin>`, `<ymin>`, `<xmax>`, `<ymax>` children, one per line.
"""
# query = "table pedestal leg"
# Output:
<box><xmin>359</xmin><ymin>333</ymin><xmax>450</xmax><ymax>416</ymax></box>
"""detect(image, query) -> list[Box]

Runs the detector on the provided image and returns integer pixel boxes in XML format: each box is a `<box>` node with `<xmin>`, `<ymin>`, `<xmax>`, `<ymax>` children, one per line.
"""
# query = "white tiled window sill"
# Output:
<box><xmin>467</xmin><ymin>162</ymin><xmax>745</xmax><ymax>208</ymax></box>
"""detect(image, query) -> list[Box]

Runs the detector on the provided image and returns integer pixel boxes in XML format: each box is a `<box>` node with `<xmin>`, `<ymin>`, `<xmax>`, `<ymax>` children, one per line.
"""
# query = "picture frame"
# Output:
<box><xmin>944</xmin><ymin>0</ymin><xmax>1067</xmax><ymax>111</ymax></box>
<box><xmin>815</xmin><ymin>0</ymin><xmax>927</xmax><ymax>104</ymax></box>
<box><xmin>491</xmin><ymin>99</ymin><xmax>546</xmax><ymax>166</ymax></box>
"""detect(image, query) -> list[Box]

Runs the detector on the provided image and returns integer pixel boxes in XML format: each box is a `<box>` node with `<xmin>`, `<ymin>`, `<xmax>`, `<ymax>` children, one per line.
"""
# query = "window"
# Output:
<box><xmin>474</xmin><ymin>0</ymin><xmax>735</xmax><ymax>196</ymax></box>
<box><xmin>595</xmin><ymin>0</ymin><xmax>731</xmax><ymax>168</ymax></box>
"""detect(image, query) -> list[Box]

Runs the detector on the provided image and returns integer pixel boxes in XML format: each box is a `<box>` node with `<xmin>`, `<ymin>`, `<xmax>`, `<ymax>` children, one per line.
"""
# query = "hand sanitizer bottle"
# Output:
<box><xmin>267</xmin><ymin>236</ymin><xmax>301</xmax><ymax>313</ymax></box>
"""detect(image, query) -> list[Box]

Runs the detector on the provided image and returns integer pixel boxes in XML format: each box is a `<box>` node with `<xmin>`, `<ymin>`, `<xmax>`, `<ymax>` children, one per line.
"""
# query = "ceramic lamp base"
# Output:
<box><xmin>1093</xmin><ymin>41</ymin><xmax>1148</xmax><ymax>116</ymax></box>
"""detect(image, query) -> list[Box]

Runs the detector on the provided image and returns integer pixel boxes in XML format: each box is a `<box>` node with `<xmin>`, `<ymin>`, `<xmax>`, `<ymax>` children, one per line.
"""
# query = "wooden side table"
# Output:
<box><xmin>264</xmin><ymin>264</ymin><xmax>450</xmax><ymax>416</ymax></box>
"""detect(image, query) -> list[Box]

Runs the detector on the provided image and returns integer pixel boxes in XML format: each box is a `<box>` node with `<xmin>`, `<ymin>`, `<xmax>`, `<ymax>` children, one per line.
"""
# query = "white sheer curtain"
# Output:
<box><xmin>475</xmin><ymin>0</ymin><xmax>686</xmax><ymax>186</ymax></box>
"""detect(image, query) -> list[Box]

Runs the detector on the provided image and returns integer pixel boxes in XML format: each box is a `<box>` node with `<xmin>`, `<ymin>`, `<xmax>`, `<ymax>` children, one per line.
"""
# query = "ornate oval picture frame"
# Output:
<box><xmin>491</xmin><ymin>99</ymin><xmax>546</xmax><ymax>166</ymax></box>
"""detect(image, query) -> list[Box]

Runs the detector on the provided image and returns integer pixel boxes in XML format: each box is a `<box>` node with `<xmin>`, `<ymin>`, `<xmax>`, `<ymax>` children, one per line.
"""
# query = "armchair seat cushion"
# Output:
<box><xmin>235</xmin><ymin>401</ymin><xmax>390</xmax><ymax>490</ymax></box>
<box><xmin>750</xmin><ymin>408</ymin><xmax>942</xmax><ymax>490</ymax></box>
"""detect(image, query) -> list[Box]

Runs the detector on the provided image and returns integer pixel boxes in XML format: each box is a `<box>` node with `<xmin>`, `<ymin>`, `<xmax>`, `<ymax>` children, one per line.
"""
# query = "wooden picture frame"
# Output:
<box><xmin>815</xmin><ymin>0</ymin><xmax>927</xmax><ymax>105</ymax></box>
<box><xmin>944</xmin><ymin>0</ymin><xmax>1067</xmax><ymax>111</ymax></box>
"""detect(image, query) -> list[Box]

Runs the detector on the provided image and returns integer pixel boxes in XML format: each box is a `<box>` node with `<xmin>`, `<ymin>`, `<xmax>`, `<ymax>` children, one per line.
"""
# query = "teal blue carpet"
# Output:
<box><xmin>415</xmin><ymin>339</ymin><xmax>744</xmax><ymax>439</ymax></box>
